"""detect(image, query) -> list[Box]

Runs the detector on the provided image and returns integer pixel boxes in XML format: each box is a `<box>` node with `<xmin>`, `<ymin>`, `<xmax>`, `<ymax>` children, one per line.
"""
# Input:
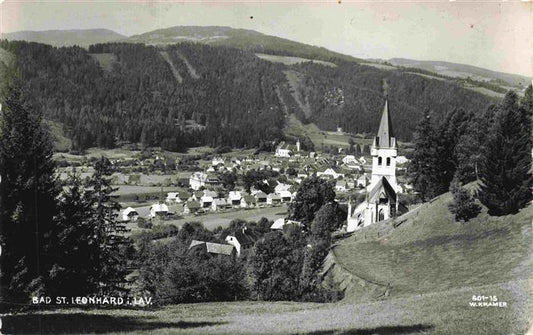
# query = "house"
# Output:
<box><xmin>149</xmin><ymin>203</ymin><xmax>169</xmax><ymax>218</ymax></box>
<box><xmin>274</xmin><ymin>183</ymin><xmax>291</xmax><ymax>195</ymax></box>
<box><xmin>275</xmin><ymin>141</ymin><xmax>298</xmax><ymax>158</ymax></box>
<box><xmin>342</xmin><ymin>155</ymin><xmax>358</xmax><ymax>165</ymax></box>
<box><xmin>317</xmin><ymin>167</ymin><xmax>344</xmax><ymax>179</ymax></box>
<box><xmin>211</xmin><ymin>198</ymin><xmax>230</xmax><ymax>211</ymax></box>
<box><xmin>192</xmin><ymin>191</ymin><xmax>204</xmax><ymax>201</ymax></box>
<box><xmin>200</xmin><ymin>195</ymin><xmax>214</xmax><ymax>209</ymax></box>
<box><xmin>240</xmin><ymin>195</ymin><xmax>256</xmax><ymax>208</ymax></box>
<box><xmin>212</xmin><ymin>156</ymin><xmax>225</xmax><ymax>166</ymax></box>
<box><xmin>335</xmin><ymin>180</ymin><xmax>347</xmax><ymax>192</ymax></box>
<box><xmin>255</xmin><ymin>192</ymin><xmax>267</xmax><ymax>205</ymax></box>
<box><xmin>225</xmin><ymin>229</ymin><xmax>256</xmax><ymax>257</ymax></box>
<box><xmin>204</xmin><ymin>190</ymin><xmax>218</xmax><ymax>199</ymax></box>
<box><xmin>267</xmin><ymin>193</ymin><xmax>282</xmax><ymax>205</ymax></box>
<box><xmin>357</xmin><ymin>174</ymin><xmax>369</xmax><ymax>188</ymax></box>
<box><xmin>271</xmin><ymin>218</ymin><xmax>286</xmax><ymax>230</ymax></box>
<box><xmin>122</xmin><ymin>207</ymin><xmax>139</xmax><ymax>222</ymax></box>
<box><xmin>189</xmin><ymin>171</ymin><xmax>208</xmax><ymax>190</ymax></box>
<box><xmin>205</xmin><ymin>174</ymin><xmax>222</xmax><ymax>188</ymax></box>
<box><xmin>183</xmin><ymin>201</ymin><xmax>201</xmax><ymax>215</ymax></box>
<box><xmin>188</xmin><ymin>240</ymin><xmax>236</xmax><ymax>257</ymax></box>
<box><xmin>271</xmin><ymin>218</ymin><xmax>302</xmax><ymax>230</ymax></box>
<box><xmin>396</xmin><ymin>156</ymin><xmax>409</xmax><ymax>165</ymax></box>
<box><xmin>279</xmin><ymin>190</ymin><xmax>293</xmax><ymax>202</ymax></box>
<box><xmin>166</xmin><ymin>192</ymin><xmax>179</xmax><ymax>203</ymax></box>
<box><xmin>228</xmin><ymin>191</ymin><xmax>242</xmax><ymax>206</ymax></box>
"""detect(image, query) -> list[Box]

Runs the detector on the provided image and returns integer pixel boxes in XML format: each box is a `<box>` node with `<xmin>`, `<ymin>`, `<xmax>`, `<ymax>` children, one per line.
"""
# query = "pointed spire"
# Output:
<box><xmin>376</xmin><ymin>99</ymin><xmax>395</xmax><ymax>148</ymax></box>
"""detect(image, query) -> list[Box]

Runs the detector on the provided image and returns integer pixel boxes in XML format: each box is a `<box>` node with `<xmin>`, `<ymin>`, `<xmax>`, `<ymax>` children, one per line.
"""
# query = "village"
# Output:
<box><xmin>52</xmin><ymin>100</ymin><xmax>415</xmax><ymax>258</ymax></box>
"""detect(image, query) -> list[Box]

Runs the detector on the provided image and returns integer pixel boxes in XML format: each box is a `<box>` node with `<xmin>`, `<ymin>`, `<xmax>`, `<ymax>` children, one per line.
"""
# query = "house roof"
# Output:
<box><xmin>213</xmin><ymin>198</ymin><xmax>228</xmax><ymax>206</ymax></box>
<box><xmin>206</xmin><ymin>243</ymin><xmax>235</xmax><ymax>255</ymax></box>
<box><xmin>186</xmin><ymin>201</ymin><xmax>201</xmax><ymax>209</ymax></box>
<box><xmin>374</xmin><ymin>99</ymin><xmax>396</xmax><ymax>148</ymax></box>
<box><xmin>242</xmin><ymin>195</ymin><xmax>256</xmax><ymax>204</ymax></box>
<box><xmin>226</xmin><ymin>230</ymin><xmax>256</xmax><ymax>247</ymax></box>
<box><xmin>150</xmin><ymin>203</ymin><xmax>169</xmax><ymax>212</ymax></box>
<box><xmin>255</xmin><ymin>192</ymin><xmax>267</xmax><ymax>198</ymax></box>
<box><xmin>268</xmin><ymin>193</ymin><xmax>281</xmax><ymax>200</ymax></box>
<box><xmin>123</xmin><ymin>207</ymin><xmax>138</xmax><ymax>216</ymax></box>
<box><xmin>188</xmin><ymin>240</ymin><xmax>235</xmax><ymax>256</ymax></box>
<box><xmin>271</xmin><ymin>218</ymin><xmax>285</xmax><ymax>230</ymax></box>
<box><xmin>279</xmin><ymin>190</ymin><xmax>292</xmax><ymax>198</ymax></box>
<box><xmin>368</xmin><ymin>177</ymin><xmax>397</xmax><ymax>204</ymax></box>
<box><xmin>229</xmin><ymin>191</ymin><xmax>242</xmax><ymax>200</ymax></box>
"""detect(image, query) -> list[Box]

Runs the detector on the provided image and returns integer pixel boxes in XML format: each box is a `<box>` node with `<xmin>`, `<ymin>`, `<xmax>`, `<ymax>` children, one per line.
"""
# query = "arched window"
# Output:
<box><xmin>386</xmin><ymin>157</ymin><xmax>391</xmax><ymax>166</ymax></box>
<box><xmin>378</xmin><ymin>209</ymin><xmax>385</xmax><ymax>221</ymax></box>
<box><xmin>378</xmin><ymin>156</ymin><xmax>382</xmax><ymax>165</ymax></box>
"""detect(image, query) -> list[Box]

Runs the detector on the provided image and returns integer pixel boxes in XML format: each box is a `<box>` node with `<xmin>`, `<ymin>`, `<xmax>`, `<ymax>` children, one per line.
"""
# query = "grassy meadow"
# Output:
<box><xmin>4</xmin><ymin>186</ymin><xmax>531</xmax><ymax>334</ymax></box>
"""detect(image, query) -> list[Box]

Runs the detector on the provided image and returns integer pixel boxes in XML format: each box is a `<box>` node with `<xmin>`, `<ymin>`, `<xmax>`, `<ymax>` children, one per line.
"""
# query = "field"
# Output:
<box><xmin>4</xmin><ymin>280</ymin><xmax>529</xmax><ymax>334</ymax></box>
<box><xmin>286</xmin><ymin>114</ymin><xmax>373</xmax><ymax>150</ymax></box>
<box><xmin>256</xmin><ymin>53</ymin><xmax>337</xmax><ymax>68</ymax></box>
<box><xmin>126</xmin><ymin>205</ymin><xmax>288</xmax><ymax>233</ymax></box>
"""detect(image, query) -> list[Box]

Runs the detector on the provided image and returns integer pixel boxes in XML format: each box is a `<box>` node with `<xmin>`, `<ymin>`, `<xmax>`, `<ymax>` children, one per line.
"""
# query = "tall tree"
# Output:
<box><xmin>0</xmin><ymin>86</ymin><xmax>59</xmax><ymax>302</ymax></box>
<box><xmin>288</xmin><ymin>176</ymin><xmax>336</xmax><ymax>228</ymax></box>
<box><xmin>408</xmin><ymin>110</ymin><xmax>441</xmax><ymax>201</ymax></box>
<box><xmin>86</xmin><ymin>157</ymin><xmax>131</xmax><ymax>294</ymax></box>
<box><xmin>479</xmin><ymin>91</ymin><xmax>532</xmax><ymax>215</ymax></box>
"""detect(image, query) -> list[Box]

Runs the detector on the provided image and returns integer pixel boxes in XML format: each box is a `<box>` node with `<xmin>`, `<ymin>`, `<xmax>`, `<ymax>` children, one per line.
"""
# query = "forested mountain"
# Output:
<box><xmin>124</xmin><ymin>26</ymin><xmax>362</xmax><ymax>64</ymax></box>
<box><xmin>3</xmin><ymin>29</ymin><xmax>125</xmax><ymax>47</ymax></box>
<box><xmin>0</xmin><ymin>39</ymin><xmax>495</xmax><ymax>152</ymax></box>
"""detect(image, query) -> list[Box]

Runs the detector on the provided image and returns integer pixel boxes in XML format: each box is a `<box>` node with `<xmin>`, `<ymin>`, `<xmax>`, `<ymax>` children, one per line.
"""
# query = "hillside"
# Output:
<box><xmin>388</xmin><ymin>58</ymin><xmax>530</xmax><ymax>89</ymax></box>
<box><xmin>4</xmin><ymin>189</ymin><xmax>531</xmax><ymax>334</ymax></box>
<box><xmin>329</xmin><ymin>185</ymin><xmax>532</xmax><ymax>332</ymax></box>
<box><xmin>124</xmin><ymin>25</ymin><xmax>362</xmax><ymax>64</ymax></box>
<box><xmin>3</xmin><ymin>29</ymin><xmax>125</xmax><ymax>47</ymax></box>
<box><xmin>0</xmin><ymin>37</ymin><xmax>496</xmax><ymax>152</ymax></box>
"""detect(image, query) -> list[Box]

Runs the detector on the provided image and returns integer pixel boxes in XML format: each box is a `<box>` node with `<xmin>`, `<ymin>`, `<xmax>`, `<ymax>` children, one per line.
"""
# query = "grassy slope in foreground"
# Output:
<box><xmin>333</xmin><ymin>184</ymin><xmax>532</xmax><ymax>332</ymax></box>
<box><xmin>3</xmin><ymin>186</ymin><xmax>532</xmax><ymax>334</ymax></box>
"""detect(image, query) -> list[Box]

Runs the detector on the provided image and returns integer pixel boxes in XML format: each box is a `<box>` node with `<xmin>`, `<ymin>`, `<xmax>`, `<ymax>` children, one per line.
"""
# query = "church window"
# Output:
<box><xmin>378</xmin><ymin>156</ymin><xmax>382</xmax><ymax>165</ymax></box>
<box><xmin>378</xmin><ymin>209</ymin><xmax>385</xmax><ymax>221</ymax></box>
<box><xmin>386</xmin><ymin>157</ymin><xmax>391</xmax><ymax>166</ymax></box>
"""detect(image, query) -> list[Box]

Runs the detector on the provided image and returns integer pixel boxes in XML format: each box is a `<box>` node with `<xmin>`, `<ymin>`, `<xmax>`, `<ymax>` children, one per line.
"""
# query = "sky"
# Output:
<box><xmin>0</xmin><ymin>0</ymin><xmax>531</xmax><ymax>77</ymax></box>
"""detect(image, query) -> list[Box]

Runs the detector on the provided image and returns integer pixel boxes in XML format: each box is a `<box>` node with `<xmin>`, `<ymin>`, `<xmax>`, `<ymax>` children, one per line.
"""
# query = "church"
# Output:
<box><xmin>346</xmin><ymin>99</ymin><xmax>407</xmax><ymax>232</ymax></box>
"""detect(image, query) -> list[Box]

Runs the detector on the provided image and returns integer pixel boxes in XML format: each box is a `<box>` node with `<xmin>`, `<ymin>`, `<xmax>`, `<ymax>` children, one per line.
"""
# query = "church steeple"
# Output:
<box><xmin>373</xmin><ymin>99</ymin><xmax>396</xmax><ymax>148</ymax></box>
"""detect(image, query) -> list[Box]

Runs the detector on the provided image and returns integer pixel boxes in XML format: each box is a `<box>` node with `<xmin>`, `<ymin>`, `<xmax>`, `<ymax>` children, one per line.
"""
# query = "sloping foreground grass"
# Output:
<box><xmin>3</xmin><ymin>188</ymin><xmax>531</xmax><ymax>334</ymax></box>
<box><xmin>3</xmin><ymin>279</ymin><xmax>529</xmax><ymax>334</ymax></box>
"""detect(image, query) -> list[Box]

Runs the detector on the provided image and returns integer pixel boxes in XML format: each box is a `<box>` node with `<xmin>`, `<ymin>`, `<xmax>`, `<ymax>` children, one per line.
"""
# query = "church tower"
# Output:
<box><xmin>370</xmin><ymin>99</ymin><xmax>398</xmax><ymax>191</ymax></box>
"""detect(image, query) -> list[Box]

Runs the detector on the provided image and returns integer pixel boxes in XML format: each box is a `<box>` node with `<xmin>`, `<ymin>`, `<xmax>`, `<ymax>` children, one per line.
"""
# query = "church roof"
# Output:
<box><xmin>374</xmin><ymin>99</ymin><xmax>395</xmax><ymax>148</ymax></box>
<box><xmin>368</xmin><ymin>177</ymin><xmax>397</xmax><ymax>204</ymax></box>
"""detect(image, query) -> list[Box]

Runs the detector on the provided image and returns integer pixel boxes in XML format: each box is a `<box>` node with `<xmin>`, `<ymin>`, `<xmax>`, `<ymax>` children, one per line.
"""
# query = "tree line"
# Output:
<box><xmin>0</xmin><ymin>39</ymin><xmax>496</xmax><ymax>153</ymax></box>
<box><xmin>408</xmin><ymin>86</ymin><xmax>532</xmax><ymax>219</ymax></box>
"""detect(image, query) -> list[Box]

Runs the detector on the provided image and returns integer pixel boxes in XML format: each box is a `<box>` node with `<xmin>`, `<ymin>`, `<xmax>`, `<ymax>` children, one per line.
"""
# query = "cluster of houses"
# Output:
<box><xmin>175</xmin><ymin>183</ymin><xmax>295</xmax><ymax>216</ymax></box>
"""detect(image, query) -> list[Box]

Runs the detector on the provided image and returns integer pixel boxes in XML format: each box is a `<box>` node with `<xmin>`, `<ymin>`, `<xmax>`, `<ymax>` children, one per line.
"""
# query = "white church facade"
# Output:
<box><xmin>347</xmin><ymin>99</ymin><xmax>407</xmax><ymax>232</ymax></box>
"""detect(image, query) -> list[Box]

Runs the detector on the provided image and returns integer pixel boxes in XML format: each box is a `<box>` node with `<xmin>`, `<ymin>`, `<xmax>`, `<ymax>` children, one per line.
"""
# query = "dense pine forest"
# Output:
<box><xmin>0</xmin><ymin>39</ymin><xmax>495</xmax><ymax>152</ymax></box>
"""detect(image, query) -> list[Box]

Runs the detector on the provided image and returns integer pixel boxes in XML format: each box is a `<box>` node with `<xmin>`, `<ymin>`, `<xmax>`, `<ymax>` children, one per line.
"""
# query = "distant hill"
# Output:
<box><xmin>3</xmin><ymin>29</ymin><xmax>126</xmax><ymax>47</ymax></box>
<box><xmin>388</xmin><ymin>58</ymin><xmax>530</xmax><ymax>89</ymax></box>
<box><xmin>124</xmin><ymin>25</ymin><xmax>362</xmax><ymax>64</ymax></box>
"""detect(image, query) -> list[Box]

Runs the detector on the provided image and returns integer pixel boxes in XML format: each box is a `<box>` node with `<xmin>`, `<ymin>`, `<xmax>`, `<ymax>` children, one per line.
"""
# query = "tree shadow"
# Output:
<box><xmin>298</xmin><ymin>324</ymin><xmax>434</xmax><ymax>335</ymax></box>
<box><xmin>3</xmin><ymin>313</ymin><xmax>225</xmax><ymax>334</ymax></box>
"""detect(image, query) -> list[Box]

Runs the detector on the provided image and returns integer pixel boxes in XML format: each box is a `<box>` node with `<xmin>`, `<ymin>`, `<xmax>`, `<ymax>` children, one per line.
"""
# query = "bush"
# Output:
<box><xmin>137</xmin><ymin>218</ymin><xmax>153</xmax><ymax>229</ymax></box>
<box><xmin>449</xmin><ymin>181</ymin><xmax>481</xmax><ymax>222</ymax></box>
